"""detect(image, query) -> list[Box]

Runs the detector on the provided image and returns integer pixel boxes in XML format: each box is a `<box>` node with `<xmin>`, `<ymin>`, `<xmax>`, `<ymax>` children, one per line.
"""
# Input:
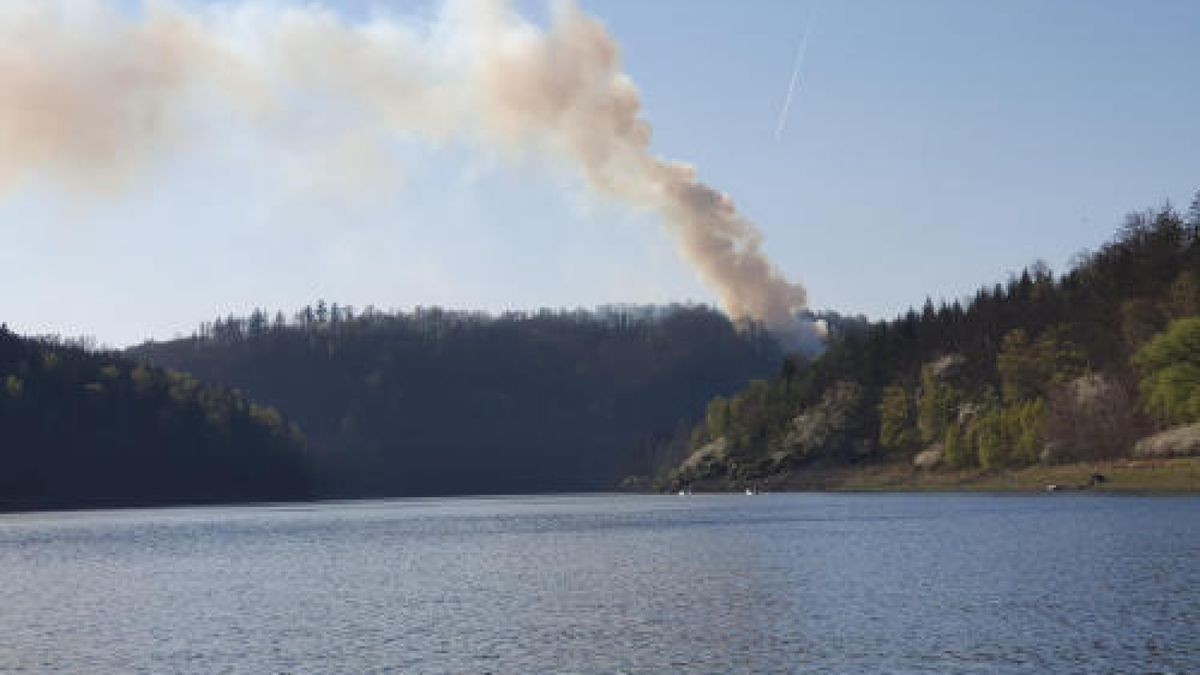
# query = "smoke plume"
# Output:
<box><xmin>0</xmin><ymin>0</ymin><xmax>822</xmax><ymax>349</ymax></box>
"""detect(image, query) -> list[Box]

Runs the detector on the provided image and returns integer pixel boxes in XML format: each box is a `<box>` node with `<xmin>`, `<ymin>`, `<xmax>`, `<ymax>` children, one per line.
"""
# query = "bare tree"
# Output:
<box><xmin>1046</xmin><ymin>373</ymin><xmax>1141</xmax><ymax>461</ymax></box>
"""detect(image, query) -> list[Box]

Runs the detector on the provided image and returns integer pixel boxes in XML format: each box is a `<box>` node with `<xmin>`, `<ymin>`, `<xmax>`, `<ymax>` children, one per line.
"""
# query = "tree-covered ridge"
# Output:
<box><xmin>0</xmin><ymin>327</ymin><xmax>312</xmax><ymax>510</ymax></box>
<box><xmin>131</xmin><ymin>304</ymin><xmax>790</xmax><ymax>497</ymax></box>
<box><xmin>665</xmin><ymin>195</ymin><xmax>1200</xmax><ymax>488</ymax></box>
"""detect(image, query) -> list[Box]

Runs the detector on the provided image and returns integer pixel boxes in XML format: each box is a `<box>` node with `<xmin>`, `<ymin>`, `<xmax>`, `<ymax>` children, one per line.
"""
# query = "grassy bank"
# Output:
<box><xmin>733</xmin><ymin>457</ymin><xmax>1200</xmax><ymax>494</ymax></box>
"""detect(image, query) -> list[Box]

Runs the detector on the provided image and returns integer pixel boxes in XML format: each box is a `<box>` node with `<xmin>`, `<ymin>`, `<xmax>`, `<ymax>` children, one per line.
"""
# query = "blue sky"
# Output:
<box><xmin>3</xmin><ymin>0</ymin><xmax>1198</xmax><ymax>346</ymax></box>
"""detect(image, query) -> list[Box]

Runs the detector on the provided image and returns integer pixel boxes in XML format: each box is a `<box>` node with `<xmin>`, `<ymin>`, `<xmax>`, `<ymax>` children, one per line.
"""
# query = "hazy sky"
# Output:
<box><xmin>3</xmin><ymin>0</ymin><xmax>1198</xmax><ymax>346</ymax></box>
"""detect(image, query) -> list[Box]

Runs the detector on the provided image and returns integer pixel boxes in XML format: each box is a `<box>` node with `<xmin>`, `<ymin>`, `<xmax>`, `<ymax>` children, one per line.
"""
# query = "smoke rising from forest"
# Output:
<box><xmin>0</xmin><ymin>0</ymin><xmax>822</xmax><ymax>349</ymax></box>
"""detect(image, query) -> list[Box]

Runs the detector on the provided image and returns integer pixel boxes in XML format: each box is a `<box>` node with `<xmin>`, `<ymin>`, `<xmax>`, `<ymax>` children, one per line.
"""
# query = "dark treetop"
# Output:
<box><xmin>131</xmin><ymin>304</ymin><xmax>784</xmax><ymax>497</ymax></box>
<box><xmin>0</xmin><ymin>328</ymin><xmax>313</xmax><ymax>510</ymax></box>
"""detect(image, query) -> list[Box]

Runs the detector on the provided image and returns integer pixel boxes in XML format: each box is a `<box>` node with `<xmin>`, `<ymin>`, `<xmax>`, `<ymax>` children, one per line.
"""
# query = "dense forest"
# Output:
<box><xmin>0</xmin><ymin>327</ymin><xmax>313</xmax><ymax>510</ymax></box>
<box><xmin>659</xmin><ymin>195</ymin><xmax>1200</xmax><ymax>490</ymax></box>
<box><xmin>131</xmin><ymin>305</ymin><xmax>796</xmax><ymax>496</ymax></box>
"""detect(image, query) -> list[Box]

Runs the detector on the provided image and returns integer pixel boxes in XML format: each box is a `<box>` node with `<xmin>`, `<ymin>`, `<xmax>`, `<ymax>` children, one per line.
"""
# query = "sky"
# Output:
<box><xmin>2</xmin><ymin>0</ymin><xmax>1198</xmax><ymax>347</ymax></box>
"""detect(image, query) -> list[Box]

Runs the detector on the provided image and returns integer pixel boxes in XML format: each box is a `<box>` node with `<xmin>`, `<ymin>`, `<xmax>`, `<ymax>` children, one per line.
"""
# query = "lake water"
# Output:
<box><xmin>1</xmin><ymin>493</ymin><xmax>1197</xmax><ymax>673</ymax></box>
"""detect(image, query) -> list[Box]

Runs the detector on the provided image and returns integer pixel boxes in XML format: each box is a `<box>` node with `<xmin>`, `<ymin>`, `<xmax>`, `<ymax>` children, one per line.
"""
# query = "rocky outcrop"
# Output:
<box><xmin>913</xmin><ymin>443</ymin><xmax>944</xmax><ymax>469</ymax></box>
<box><xmin>1046</xmin><ymin>373</ymin><xmax>1138</xmax><ymax>461</ymax></box>
<box><xmin>1134</xmin><ymin>423</ymin><xmax>1200</xmax><ymax>458</ymax></box>
<box><xmin>777</xmin><ymin>381</ymin><xmax>865</xmax><ymax>462</ymax></box>
<box><xmin>666</xmin><ymin>436</ymin><xmax>731</xmax><ymax>487</ymax></box>
<box><xmin>926</xmin><ymin>353</ymin><xmax>966</xmax><ymax>384</ymax></box>
<box><xmin>680</xmin><ymin>436</ymin><xmax>729</xmax><ymax>472</ymax></box>
<box><xmin>663</xmin><ymin>379</ymin><xmax>875</xmax><ymax>490</ymax></box>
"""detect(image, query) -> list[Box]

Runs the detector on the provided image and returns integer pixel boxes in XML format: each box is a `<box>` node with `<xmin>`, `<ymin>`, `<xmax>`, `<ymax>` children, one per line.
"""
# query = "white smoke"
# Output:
<box><xmin>0</xmin><ymin>0</ymin><xmax>821</xmax><ymax>350</ymax></box>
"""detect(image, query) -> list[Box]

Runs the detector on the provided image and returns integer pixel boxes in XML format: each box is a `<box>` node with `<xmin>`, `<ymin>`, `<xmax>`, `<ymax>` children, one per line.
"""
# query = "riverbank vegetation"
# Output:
<box><xmin>657</xmin><ymin>194</ymin><xmax>1200</xmax><ymax>491</ymax></box>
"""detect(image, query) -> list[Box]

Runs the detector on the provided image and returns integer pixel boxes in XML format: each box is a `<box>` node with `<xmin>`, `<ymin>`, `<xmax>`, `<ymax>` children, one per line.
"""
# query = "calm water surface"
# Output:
<box><xmin>1</xmin><ymin>493</ymin><xmax>1197</xmax><ymax>673</ymax></box>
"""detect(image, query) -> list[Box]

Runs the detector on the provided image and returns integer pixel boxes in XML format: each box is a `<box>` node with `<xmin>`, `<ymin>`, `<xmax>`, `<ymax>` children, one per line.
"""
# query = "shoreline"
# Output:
<box><xmin>664</xmin><ymin>457</ymin><xmax>1200</xmax><ymax>495</ymax></box>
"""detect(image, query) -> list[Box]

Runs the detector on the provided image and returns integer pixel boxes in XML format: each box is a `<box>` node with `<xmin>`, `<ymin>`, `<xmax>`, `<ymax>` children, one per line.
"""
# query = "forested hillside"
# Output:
<box><xmin>0</xmin><ymin>327</ymin><xmax>312</xmax><ymax>510</ymax></box>
<box><xmin>661</xmin><ymin>196</ymin><xmax>1200</xmax><ymax>489</ymax></box>
<box><xmin>131</xmin><ymin>305</ymin><xmax>785</xmax><ymax>496</ymax></box>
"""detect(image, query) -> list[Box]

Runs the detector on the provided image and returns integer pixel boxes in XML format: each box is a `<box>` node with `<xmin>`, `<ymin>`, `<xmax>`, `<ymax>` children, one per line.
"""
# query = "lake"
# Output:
<box><xmin>1</xmin><ymin>493</ymin><xmax>1197</xmax><ymax>673</ymax></box>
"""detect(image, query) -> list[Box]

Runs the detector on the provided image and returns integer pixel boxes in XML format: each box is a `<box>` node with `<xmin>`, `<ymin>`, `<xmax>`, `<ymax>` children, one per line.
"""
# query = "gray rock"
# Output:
<box><xmin>1133</xmin><ymin>424</ymin><xmax>1200</xmax><ymax>458</ymax></box>
<box><xmin>913</xmin><ymin>443</ymin><xmax>944</xmax><ymax>469</ymax></box>
<box><xmin>925</xmin><ymin>354</ymin><xmax>966</xmax><ymax>383</ymax></box>
<box><xmin>779</xmin><ymin>381</ymin><xmax>863</xmax><ymax>458</ymax></box>
<box><xmin>680</xmin><ymin>436</ymin><xmax>729</xmax><ymax>472</ymax></box>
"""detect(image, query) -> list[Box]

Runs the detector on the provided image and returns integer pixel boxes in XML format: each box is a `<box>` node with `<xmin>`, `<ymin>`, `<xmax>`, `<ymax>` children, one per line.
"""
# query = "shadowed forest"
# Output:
<box><xmin>0</xmin><ymin>329</ymin><xmax>312</xmax><ymax>510</ymax></box>
<box><xmin>130</xmin><ymin>305</ymin><xmax>792</xmax><ymax>497</ymax></box>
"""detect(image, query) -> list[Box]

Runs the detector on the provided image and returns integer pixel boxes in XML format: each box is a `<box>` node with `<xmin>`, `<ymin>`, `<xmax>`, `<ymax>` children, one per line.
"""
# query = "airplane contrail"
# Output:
<box><xmin>774</xmin><ymin>2</ymin><xmax>819</xmax><ymax>141</ymax></box>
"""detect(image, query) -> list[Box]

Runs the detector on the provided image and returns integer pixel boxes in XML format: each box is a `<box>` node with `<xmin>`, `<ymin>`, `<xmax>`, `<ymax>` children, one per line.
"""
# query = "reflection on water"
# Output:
<box><xmin>1</xmin><ymin>493</ymin><xmax>1197</xmax><ymax>673</ymax></box>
